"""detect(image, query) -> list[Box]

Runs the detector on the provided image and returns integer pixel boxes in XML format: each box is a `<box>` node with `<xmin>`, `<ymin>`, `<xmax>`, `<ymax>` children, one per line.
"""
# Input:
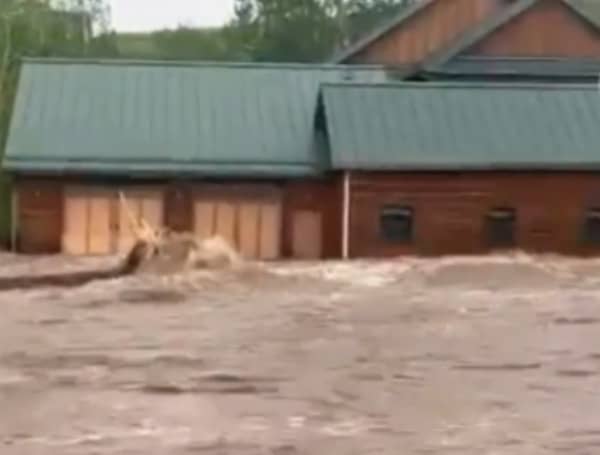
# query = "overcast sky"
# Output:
<box><xmin>109</xmin><ymin>0</ymin><xmax>235</xmax><ymax>32</ymax></box>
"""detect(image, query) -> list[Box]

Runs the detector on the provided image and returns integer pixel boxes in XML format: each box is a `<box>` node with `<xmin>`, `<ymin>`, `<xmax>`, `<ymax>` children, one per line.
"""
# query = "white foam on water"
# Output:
<box><xmin>268</xmin><ymin>260</ymin><xmax>414</xmax><ymax>288</ymax></box>
<box><xmin>320</xmin><ymin>419</ymin><xmax>371</xmax><ymax>437</ymax></box>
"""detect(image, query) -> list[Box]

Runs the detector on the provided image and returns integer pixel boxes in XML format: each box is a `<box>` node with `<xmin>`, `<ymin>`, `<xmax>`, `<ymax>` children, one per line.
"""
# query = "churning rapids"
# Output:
<box><xmin>1</xmin><ymin>252</ymin><xmax>600</xmax><ymax>454</ymax></box>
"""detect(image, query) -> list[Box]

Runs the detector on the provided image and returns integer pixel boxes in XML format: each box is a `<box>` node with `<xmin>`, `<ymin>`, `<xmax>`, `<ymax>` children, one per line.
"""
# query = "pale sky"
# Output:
<box><xmin>109</xmin><ymin>0</ymin><xmax>236</xmax><ymax>32</ymax></box>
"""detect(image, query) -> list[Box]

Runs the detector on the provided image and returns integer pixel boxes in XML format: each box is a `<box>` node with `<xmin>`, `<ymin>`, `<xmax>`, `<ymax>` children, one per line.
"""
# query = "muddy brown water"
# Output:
<box><xmin>1</xmin><ymin>253</ymin><xmax>600</xmax><ymax>453</ymax></box>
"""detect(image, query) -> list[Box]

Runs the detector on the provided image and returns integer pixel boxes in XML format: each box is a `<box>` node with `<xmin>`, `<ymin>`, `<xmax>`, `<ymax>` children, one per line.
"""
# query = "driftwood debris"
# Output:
<box><xmin>0</xmin><ymin>193</ymin><xmax>241</xmax><ymax>291</ymax></box>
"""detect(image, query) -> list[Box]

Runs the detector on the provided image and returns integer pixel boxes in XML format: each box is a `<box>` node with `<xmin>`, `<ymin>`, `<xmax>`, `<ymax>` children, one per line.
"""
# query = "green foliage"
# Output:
<box><xmin>228</xmin><ymin>0</ymin><xmax>417</xmax><ymax>62</ymax></box>
<box><xmin>114</xmin><ymin>0</ymin><xmax>416</xmax><ymax>63</ymax></box>
<box><xmin>152</xmin><ymin>27</ymin><xmax>234</xmax><ymax>61</ymax></box>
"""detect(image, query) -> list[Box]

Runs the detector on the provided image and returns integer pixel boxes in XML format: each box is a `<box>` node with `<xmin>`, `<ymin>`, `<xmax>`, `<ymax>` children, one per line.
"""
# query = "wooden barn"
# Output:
<box><xmin>326</xmin><ymin>0</ymin><xmax>600</xmax><ymax>258</ymax></box>
<box><xmin>319</xmin><ymin>82</ymin><xmax>600</xmax><ymax>257</ymax></box>
<box><xmin>6</xmin><ymin>0</ymin><xmax>600</xmax><ymax>258</ymax></box>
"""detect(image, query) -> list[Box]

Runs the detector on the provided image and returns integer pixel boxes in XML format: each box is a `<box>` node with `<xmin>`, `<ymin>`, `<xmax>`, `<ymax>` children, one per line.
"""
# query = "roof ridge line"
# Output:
<box><xmin>20</xmin><ymin>57</ymin><xmax>390</xmax><ymax>71</ymax></box>
<box><xmin>320</xmin><ymin>80</ymin><xmax>600</xmax><ymax>90</ymax></box>
<box><xmin>454</xmin><ymin>55</ymin><xmax>600</xmax><ymax>63</ymax></box>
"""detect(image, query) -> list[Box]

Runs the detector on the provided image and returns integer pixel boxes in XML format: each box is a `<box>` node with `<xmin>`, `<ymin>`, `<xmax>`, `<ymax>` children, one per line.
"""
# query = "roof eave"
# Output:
<box><xmin>333</xmin><ymin>163</ymin><xmax>600</xmax><ymax>172</ymax></box>
<box><xmin>2</xmin><ymin>159</ymin><xmax>324</xmax><ymax>179</ymax></box>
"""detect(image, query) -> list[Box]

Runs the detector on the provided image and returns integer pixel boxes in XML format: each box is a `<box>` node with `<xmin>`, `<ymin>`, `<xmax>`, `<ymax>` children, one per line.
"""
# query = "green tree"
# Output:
<box><xmin>343</xmin><ymin>0</ymin><xmax>417</xmax><ymax>43</ymax></box>
<box><xmin>229</xmin><ymin>0</ymin><xmax>416</xmax><ymax>62</ymax></box>
<box><xmin>151</xmin><ymin>27</ymin><xmax>233</xmax><ymax>61</ymax></box>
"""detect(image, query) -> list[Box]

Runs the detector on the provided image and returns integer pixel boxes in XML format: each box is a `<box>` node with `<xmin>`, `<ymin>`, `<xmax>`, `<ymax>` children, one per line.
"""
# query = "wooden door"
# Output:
<box><xmin>62</xmin><ymin>186</ymin><xmax>114</xmax><ymax>256</ymax></box>
<box><xmin>292</xmin><ymin>210</ymin><xmax>322</xmax><ymax>259</ymax></box>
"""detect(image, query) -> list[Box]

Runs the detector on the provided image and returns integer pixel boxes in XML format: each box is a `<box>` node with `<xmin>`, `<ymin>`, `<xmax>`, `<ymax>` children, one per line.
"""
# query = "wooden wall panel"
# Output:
<box><xmin>259</xmin><ymin>203</ymin><xmax>281</xmax><ymax>260</ymax></box>
<box><xmin>62</xmin><ymin>190</ymin><xmax>87</xmax><ymax>255</ymax></box>
<box><xmin>164</xmin><ymin>185</ymin><xmax>193</xmax><ymax>232</ymax></box>
<box><xmin>348</xmin><ymin>172</ymin><xmax>600</xmax><ymax>258</ymax></box>
<box><xmin>348</xmin><ymin>0</ymin><xmax>502</xmax><ymax>64</ymax></box>
<box><xmin>238</xmin><ymin>203</ymin><xmax>260</xmax><ymax>259</ymax></box>
<box><xmin>469</xmin><ymin>0</ymin><xmax>600</xmax><ymax>57</ymax></box>
<box><xmin>17</xmin><ymin>180</ymin><xmax>63</xmax><ymax>254</ymax></box>
<box><xmin>88</xmin><ymin>192</ymin><xmax>112</xmax><ymax>255</ymax></box>
<box><xmin>194</xmin><ymin>201</ymin><xmax>216</xmax><ymax>240</ymax></box>
<box><xmin>117</xmin><ymin>195</ymin><xmax>139</xmax><ymax>253</ymax></box>
<box><xmin>141</xmin><ymin>193</ymin><xmax>164</xmax><ymax>230</ymax></box>
<box><xmin>216</xmin><ymin>202</ymin><xmax>237</xmax><ymax>248</ymax></box>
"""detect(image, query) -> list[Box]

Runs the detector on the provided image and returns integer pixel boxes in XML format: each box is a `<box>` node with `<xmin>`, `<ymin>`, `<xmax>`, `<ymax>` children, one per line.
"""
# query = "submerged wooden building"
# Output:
<box><xmin>6</xmin><ymin>0</ymin><xmax>600</xmax><ymax>258</ymax></box>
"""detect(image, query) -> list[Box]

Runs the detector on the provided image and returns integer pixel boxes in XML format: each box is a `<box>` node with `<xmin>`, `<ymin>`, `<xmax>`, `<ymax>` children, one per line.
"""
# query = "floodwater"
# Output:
<box><xmin>1</xmin><ymin>253</ymin><xmax>600</xmax><ymax>454</ymax></box>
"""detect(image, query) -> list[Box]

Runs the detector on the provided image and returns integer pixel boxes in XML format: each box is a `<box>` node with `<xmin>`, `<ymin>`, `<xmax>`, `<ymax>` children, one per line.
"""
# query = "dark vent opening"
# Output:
<box><xmin>380</xmin><ymin>206</ymin><xmax>413</xmax><ymax>244</ymax></box>
<box><xmin>486</xmin><ymin>208</ymin><xmax>516</xmax><ymax>248</ymax></box>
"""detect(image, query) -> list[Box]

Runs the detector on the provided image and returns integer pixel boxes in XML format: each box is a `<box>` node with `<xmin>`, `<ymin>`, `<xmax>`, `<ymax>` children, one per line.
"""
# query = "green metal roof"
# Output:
<box><xmin>425</xmin><ymin>56</ymin><xmax>600</xmax><ymax>80</ymax></box>
<box><xmin>321</xmin><ymin>82</ymin><xmax>600</xmax><ymax>170</ymax></box>
<box><xmin>567</xmin><ymin>0</ymin><xmax>600</xmax><ymax>28</ymax></box>
<box><xmin>427</xmin><ymin>0</ymin><xmax>600</xmax><ymax>69</ymax></box>
<box><xmin>4</xmin><ymin>58</ymin><xmax>388</xmax><ymax>178</ymax></box>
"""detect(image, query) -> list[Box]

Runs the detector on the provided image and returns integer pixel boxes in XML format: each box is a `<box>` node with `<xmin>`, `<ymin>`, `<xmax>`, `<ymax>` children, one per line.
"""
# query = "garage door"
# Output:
<box><xmin>62</xmin><ymin>186</ymin><xmax>164</xmax><ymax>256</ymax></box>
<box><xmin>193</xmin><ymin>190</ymin><xmax>282</xmax><ymax>260</ymax></box>
<box><xmin>62</xmin><ymin>186</ymin><xmax>113</xmax><ymax>256</ymax></box>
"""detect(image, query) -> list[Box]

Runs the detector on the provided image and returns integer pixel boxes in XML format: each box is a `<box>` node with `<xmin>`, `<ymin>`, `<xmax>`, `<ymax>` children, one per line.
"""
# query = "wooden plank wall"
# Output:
<box><xmin>469</xmin><ymin>0</ymin><xmax>600</xmax><ymax>57</ymax></box>
<box><xmin>348</xmin><ymin>172</ymin><xmax>600</xmax><ymax>257</ymax></box>
<box><xmin>348</xmin><ymin>0</ymin><xmax>502</xmax><ymax>64</ymax></box>
<box><xmin>16</xmin><ymin>172</ymin><xmax>600</xmax><ymax>259</ymax></box>
<box><xmin>17</xmin><ymin>179</ymin><xmax>63</xmax><ymax>254</ymax></box>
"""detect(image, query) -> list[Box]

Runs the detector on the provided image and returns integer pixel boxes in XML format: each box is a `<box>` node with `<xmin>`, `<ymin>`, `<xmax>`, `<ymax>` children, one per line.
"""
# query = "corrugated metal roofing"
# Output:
<box><xmin>4</xmin><ymin>58</ymin><xmax>388</xmax><ymax>178</ymax></box>
<box><xmin>567</xmin><ymin>0</ymin><xmax>600</xmax><ymax>28</ymax></box>
<box><xmin>322</xmin><ymin>82</ymin><xmax>600</xmax><ymax>170</ymax></box>
<box><xmin>427</xmin><ymin>56</ymin><xmax>600</xmax><ymax>79</ymax></box>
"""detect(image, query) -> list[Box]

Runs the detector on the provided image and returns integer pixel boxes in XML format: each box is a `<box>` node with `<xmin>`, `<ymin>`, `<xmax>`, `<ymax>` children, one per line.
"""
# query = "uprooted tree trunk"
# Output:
<box><xmin>0</xmin><ymin>192</ymin><xmax>242</xmax><ymax>290</ymax></box>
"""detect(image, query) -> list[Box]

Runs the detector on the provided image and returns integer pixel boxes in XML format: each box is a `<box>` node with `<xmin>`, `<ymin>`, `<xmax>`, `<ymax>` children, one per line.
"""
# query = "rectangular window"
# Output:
<box><xmin>380</xmin><ymin>206</ymin><xmax>413</xmax><ymax>243</ymax></box>
<box><xmin>584</xmin><ymin>208</ymin><xmax>600</xmax><ymax>245</ymax></box>
<box><xmin>486</xmin><ymin>208</ymin><xmax>516</xmax><ymax>248</ymax></box>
